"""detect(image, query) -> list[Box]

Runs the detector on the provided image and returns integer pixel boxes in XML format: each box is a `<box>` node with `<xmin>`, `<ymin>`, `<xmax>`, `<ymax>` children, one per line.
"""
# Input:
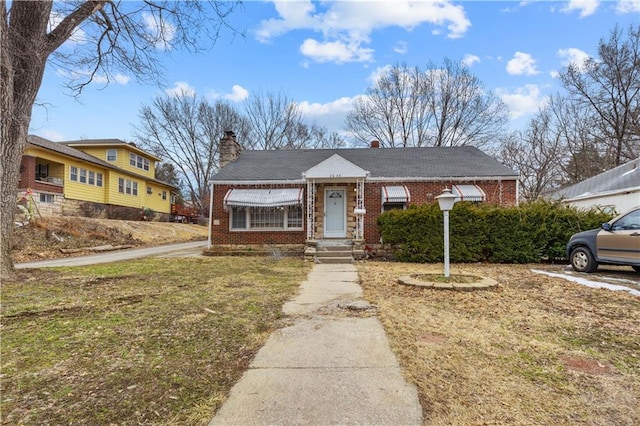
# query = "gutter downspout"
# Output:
<box><xmin>207</xmin><ymin>182</ymin><xmax>214</xmax><ymax>250</ymax></box>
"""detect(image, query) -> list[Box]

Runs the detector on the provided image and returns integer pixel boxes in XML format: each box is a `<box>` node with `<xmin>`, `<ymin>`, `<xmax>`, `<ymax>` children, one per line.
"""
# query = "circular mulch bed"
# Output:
<box><xmin>398</xmin><ymin>273</ymin><xmax>498</xmax><ymax>291</ymax></box>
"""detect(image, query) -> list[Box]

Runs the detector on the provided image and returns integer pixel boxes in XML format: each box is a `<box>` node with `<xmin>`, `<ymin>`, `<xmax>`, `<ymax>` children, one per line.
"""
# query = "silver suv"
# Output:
<box><xmin>567</xmin><ymin>206</ymin><xmax>640</xmax><ymax>273</ymax></box>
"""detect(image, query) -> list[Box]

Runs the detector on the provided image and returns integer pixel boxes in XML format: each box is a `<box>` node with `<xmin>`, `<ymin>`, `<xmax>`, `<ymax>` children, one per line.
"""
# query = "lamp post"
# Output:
<box><xmin>435</xmin><ymin>188</ymin><xmax>458</xmax><ymax>278</ymax></box>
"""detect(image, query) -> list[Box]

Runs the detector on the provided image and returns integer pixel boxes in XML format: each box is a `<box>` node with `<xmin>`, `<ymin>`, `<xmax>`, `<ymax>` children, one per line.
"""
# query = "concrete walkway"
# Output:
<box><xmin>14</xmin><ymin>241</ymin><xmax>206</xmax><ymax>269</ymax></box>
<box><xmin>209</xmin><ymin>263</ymin><xmax>422</xmax><ymax>426</ymax></box>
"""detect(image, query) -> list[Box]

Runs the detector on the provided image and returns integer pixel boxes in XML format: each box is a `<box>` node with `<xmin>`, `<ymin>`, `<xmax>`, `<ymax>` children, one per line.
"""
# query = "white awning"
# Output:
<box><xmin>382</xmin><ymin>185</ymin><xmax>411</xmax><ymax>203</ymax></box>
<box><xmin>224</xmin><ymin>188</ymin><xmax>304</xmax><ymax>208</ymax></box>
<box><xmin>452</xmin><ymin>184</ymin><xmax>486</xmax><ymax>202</ymax></box>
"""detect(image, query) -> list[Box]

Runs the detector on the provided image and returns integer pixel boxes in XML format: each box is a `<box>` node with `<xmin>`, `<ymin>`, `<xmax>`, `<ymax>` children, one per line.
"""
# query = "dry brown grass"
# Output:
<box><xmin>1</xmin><ymin>256</ymin><xmax>310</xmax><ymax>424</ymax></box>
<box><xmin>357</xmin><ymin>262</ymin><xmax>640</xmax><ymax>426</ymax></box>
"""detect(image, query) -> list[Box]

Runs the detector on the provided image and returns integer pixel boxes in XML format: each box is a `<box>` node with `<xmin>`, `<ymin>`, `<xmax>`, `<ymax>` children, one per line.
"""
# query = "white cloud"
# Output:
<box><xmin>560</xmin><ymin>0</ymin><xmax>599</xmax><ymax>17</ymax></box>
<box><xmin>207</xmin><ymin>85</ymin><xmax>250</xmax><ymax>103</ymax></box>
<box><xmin>506</xmin><ymin>52</ymin><xmax>539</xmax><ymax>75</ymax></box>
<box><xmin>300</xmin><ymin>38</ymin><xmax>374</xmax><ymax>63</ymax></box>
<box><xmin>557</xmin><ymin>47</ymin><xmax>590</xmax><ymax>70</ymax></box>
<box><xmin>367</xmin><ymin>65</ymin><xmax>393</xmax><ymax>84</ymax></box>
<box><xmin>298</xmin><ymin>96</ymin><xmax>356</xmax><ymax>133</ymax></box>
<box><xmin>462</xmin><ymin>54</ymin><xmax>480</xmax><ymax>67</ymax></box>
<box><xmin>55</xmin><ymin>69</ymin><xmax>130</xmax><ymax>86</ymax></box>
<box><xmin>224</xmin><ymin>85</ymin><xmax>249</xmax><ymax>102</ymax></box>
<box><xmin>165</xmin><ymin>81</ymin><xmax>196</xmax><ymax>97</ymax></box>
<box><xmin>616</xmin><ymin>0</ymin><xmax>640</xmax><ymax>13</ymax></box>
<box><xmin>393</xmin><ymin>41</ymin><xmax>408</xmax><ymax>54</ymax></box>
<box><xmin>256</xmin><ymin>0</ymin><xmax>470</xmax><ymax>64</ymax></box>
<box><xmin>496</xmin><ymin>84</ymin><xmax>547</xmax><ymax>119</ymax></box>
<box><xmin>143</xmin><ymin>12</ymin><xmax>176</xmax><ymax>50</ymax></box>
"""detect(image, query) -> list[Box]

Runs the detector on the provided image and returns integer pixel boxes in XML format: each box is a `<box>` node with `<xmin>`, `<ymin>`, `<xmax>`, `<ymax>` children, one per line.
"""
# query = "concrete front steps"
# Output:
<box><xmin>315</xmin><ymin>240</ymin><xmax>353</xmax><ymax>264</ymax></box>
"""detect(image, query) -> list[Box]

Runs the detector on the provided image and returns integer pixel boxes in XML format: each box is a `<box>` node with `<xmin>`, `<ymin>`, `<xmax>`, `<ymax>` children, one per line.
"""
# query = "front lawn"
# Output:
<box><xmin>357</xmin><ymin>262</ymin><xmax>640</xmax><ymax>425</ymax></box>
<box><xmin>1</xmin><ymin>257</ymin><xmax>310</xmax><ymax>424</ymax></box>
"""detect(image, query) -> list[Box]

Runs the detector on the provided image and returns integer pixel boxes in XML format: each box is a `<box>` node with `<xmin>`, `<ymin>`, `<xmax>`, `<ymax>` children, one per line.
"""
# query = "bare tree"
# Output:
<box><xmin>346</xmin><ymin>60</ymin><xmax>509</xmax><ymax>148</ymax></box>
<box><xmin>243</xmin><ymin>90</ymin><xmax>303</xmax><ymax>150</ymax></box>
<box><xmin>499</xmin><ymin>107</ymin><xmax>564</xmax><ymax>202</ymax></box>
<box><xmin>282</xmin><ymin>122</ymin><xmax>346</xmax><ymax>149</ymax></box>
<box><xmin>425</xmin><ymin>59</ymin><xmax>509</xmax><ymax>148</ymax></box>
<box><xmin>1</xmin><ymin>1</ymin><xmax>240</xmax><ymax>276</ymax></box>
<box><xmin>346</xmin><ymin>64</ymin><xmax>429</xmax><ymax>147</ymax></box>
<box><xmin>136</xmin><ymin>92</ymin><xmax>249</xmax><ymax>215</ymax></box>
<box><xmin>558</xmin><ymin>24</ymin><xmax>640</xmax><ymax>168</ymax></box>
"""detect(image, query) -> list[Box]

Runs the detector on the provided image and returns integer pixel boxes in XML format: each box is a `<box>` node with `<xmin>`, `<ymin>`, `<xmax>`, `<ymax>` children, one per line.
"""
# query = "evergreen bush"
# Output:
<box><xmin>378</xmin><ymin>201</ymin><xmax>613</xmax><ymax>263</ymax></box>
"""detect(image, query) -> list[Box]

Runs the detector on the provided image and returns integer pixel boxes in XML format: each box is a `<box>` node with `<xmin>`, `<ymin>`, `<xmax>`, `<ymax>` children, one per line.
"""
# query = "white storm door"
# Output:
<box><xmin>324</xmin><ymin>189</ymin><xmax>346</xmax><ymax>238</ymax></box>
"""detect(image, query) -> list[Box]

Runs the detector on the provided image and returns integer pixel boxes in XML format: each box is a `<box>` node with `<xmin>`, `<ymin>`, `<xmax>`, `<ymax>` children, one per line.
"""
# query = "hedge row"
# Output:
<box><xmin>377</xmin><ymin>201</ymin><xmax>613</xmax><ymax>263</ymax></box>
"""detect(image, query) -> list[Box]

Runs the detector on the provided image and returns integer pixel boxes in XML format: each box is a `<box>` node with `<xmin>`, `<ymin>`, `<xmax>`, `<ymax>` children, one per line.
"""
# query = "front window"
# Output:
<box><xmin>250</xmin><ymin>207</ymin><xmax>285</xmax><ymax>229</ymax></box>
<box><xmin>79</xmin><ymin>169</ymin><xmax>87</xmax><ymax>183</ymax></box>
<box><xmin>88</xmin><ymin>171</ymin><xmax>95</xmax><ymax>185</ymax></box>
<box><xmin>230</xmin><ymin>206</ymin><xmax>303</xmax><ymax>230</ymax></box>
<box><xmin>383</xmin><ymin>203</ymin><xmax>406</xmax><ymax>212</ymax></box>
<box><xmin>70</xmin><ymin>166</ymin><xmax>78</xmax><ymax>182</ymax></box>
<box><xmin>231</xmin><ymin>207</ymin><xmax>247</xmax><ymax>229</ymax></box>
<box><xmin>162</xmin><ymin>190</ymin><xmax>167</xmax><ymax>200</ymax></box>
<box><xmin>39</xmin><ymin>194</ymin><xmax>54</xmax><ymax>203</ymax></box>
<box><xmin>96</xmin><ymin>173</ymin><xmax>103</xmax><ymax>187</ymax></box>
<box><xmin>107</xmin><ymin>149</ymin><xmax>117</xmax><ymax>161</ymax></box>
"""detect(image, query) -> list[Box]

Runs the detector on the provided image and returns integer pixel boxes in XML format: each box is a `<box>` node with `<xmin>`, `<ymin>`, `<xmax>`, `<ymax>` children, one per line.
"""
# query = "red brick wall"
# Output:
<box><xmin>211</xmin><ymin>179</ymin><xmax>518</xmax><ymax>246</ymax></box>
<box><xmin>18</xmin><ymin>156</ymin><xmax>64</xmax><ymax>194</ymax></box>
<box><xmin>363</xmin><ymin>180</ymin><xmax>518</xmax><ymax>243</ymax></box>
<box><xmin>210</xmin><ymin>183</ymin><xmax>307</xmax><ymax>245</ymax></box>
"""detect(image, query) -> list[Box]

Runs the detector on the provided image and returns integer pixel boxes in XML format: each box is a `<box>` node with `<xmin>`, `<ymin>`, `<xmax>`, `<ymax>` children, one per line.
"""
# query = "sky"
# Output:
<box><xmin>29</xmin><ymin>0</ymin><xmax>640</xmax><ymax>146</ymax></box>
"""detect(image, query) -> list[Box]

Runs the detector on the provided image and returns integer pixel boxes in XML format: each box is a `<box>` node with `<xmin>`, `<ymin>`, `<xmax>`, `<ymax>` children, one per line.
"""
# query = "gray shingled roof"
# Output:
<box><xmin>28</xmin><ymin>135</ymin><xmax>114</xmax><ymax>169</ymax></box>
<box><xmin>27</xmin><ymin>135</ymin><xmax>177</xmax><ymax>189</ymax></box>
<box><xmin>552</xmin><ymin>158</ymin><xmax>640</xmax><ymax>200</ymax></box>
<box><xmin>210</xmin><ymin>146</ymin><xmax>517</xmax><ymax>182</ymax></box>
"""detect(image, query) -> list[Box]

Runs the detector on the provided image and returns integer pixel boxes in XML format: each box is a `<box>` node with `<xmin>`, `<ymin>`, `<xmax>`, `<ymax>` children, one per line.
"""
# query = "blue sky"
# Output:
<box><xmin>30</xmin><ymin>0</ymin><xmax>640</xmax><ymax>144</ymax></box>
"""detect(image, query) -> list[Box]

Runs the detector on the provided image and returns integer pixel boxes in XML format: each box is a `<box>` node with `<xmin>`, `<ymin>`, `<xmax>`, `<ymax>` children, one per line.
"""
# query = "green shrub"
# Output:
<box><xmin>378</xmin><ymin>201</ymin><xmax>613</xmax><ymax>264</ymax></box>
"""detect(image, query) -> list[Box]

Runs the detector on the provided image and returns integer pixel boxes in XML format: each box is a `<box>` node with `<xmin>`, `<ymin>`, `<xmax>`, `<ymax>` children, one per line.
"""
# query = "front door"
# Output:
<box><xmin>324</xmin><ymin>189</ymin><xmax>346</xmax><ymax>238</ymax></box>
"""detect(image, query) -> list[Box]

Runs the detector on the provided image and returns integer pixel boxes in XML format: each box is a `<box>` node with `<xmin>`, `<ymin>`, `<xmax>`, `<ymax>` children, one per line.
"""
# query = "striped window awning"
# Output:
<box><xmin>382</xmin><ymin>185</ymin><xmax>411</xmax><ymax>203</ymax></box>
<box><xmin>452</xmin><ymin>184</ymin><xmax>486</xmax><ymax>202</ymax></box>
<box><xmin>224</xmin><ymin>188</ymin><xmax>304</xmax><ymax>208</ymax></box>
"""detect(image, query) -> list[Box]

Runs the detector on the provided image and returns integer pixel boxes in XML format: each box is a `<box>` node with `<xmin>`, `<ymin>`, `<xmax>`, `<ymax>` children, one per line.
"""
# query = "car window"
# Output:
<box><xmin>612</xmin><ymin>209</ymin><xmax>640</xmax><ymax>231</ymax></box>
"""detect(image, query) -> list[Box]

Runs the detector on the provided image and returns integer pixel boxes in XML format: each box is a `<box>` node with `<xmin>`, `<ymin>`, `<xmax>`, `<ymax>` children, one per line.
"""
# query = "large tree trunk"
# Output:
<box><xmin>1</xmin><ymin>2</ymin><xmax>52</xmax><ymax>278</ymax></box>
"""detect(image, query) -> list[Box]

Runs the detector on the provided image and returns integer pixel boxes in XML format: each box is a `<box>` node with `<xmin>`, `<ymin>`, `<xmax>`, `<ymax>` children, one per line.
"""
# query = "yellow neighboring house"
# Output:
<box><xmin>18</xmin><ymin>135</ymin><xmax>177</xmax><ymax>220</ymax></box>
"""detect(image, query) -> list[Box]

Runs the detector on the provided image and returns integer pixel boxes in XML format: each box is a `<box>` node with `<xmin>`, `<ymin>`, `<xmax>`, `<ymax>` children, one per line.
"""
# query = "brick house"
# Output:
<box><xmin>208</xmin><ymin>132</ymin><xmax>519</xmax><ymax>260</ymax></box>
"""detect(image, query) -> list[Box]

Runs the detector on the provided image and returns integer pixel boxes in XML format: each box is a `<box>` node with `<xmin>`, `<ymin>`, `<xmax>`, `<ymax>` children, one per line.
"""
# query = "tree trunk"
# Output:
<box><xmin>1</xmin><ymin>2</ymin><xmax>52</xmax><ymax>278</ymax></box>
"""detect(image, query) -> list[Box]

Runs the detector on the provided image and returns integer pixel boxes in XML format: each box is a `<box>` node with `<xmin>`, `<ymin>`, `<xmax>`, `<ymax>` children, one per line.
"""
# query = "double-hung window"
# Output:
<box><xmin>70</xmin><ymin>166</ymin><xmax>78</xmax><ymax>181</ymax></box>
<box><xmin>230</xmin><ymin>206</ymin><xmax>303</xmax><ymax>231</ymax></box>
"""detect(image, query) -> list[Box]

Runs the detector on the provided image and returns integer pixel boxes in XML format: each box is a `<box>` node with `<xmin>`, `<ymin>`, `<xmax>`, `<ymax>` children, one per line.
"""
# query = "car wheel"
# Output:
<box><xmin>570</xmin><ymin>247</ymin><xmax>598</xmax><ymax>273</ymax></box>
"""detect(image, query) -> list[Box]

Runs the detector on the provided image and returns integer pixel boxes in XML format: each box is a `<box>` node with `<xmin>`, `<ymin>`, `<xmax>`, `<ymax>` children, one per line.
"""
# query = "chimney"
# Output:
<box><xmin>370</xmin><ymin>140</ymin><xmax>380</xmax><ymax>148</ymax></box>
<box><xmin>219</xmin><ymin>130</ymin><xmax>241</xmax><ymax>168</ymax></box>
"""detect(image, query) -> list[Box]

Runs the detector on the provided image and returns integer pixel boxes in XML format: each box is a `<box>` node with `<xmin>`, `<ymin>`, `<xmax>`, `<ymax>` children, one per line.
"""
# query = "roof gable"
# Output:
<box><xmin>303</xmin><ymin>154</ymin><xmax>369</xmax><ymax>179</ymax></box>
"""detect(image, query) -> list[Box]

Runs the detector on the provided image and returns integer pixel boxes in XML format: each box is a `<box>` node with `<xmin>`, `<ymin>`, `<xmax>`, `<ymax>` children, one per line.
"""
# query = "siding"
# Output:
<box><xmin>78</xmin><ymin>146</ymin><xmax>157</xmax><ymax>179</ymax></box>
<box><xmin>22</xmin><ymin>145</ymin><xmax>172</xmax><ymax>214</ymax></box>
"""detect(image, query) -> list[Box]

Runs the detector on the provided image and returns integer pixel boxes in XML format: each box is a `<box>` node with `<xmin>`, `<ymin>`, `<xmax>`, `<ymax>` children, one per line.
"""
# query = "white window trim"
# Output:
<box><xmin>229</xmin><ymin>205</ymin><xmax>304</xmax><ymax>232</ymax></box>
